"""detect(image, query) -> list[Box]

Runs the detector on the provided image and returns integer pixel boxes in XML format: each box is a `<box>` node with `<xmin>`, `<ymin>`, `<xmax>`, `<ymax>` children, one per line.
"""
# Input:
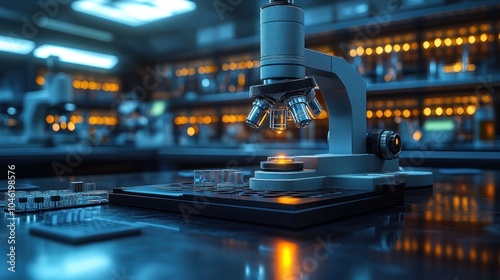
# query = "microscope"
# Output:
<box><xmin>23</xmin><ymin>57</ymin><xmax>74</xmax><ymax>143</ymax></box>
<box><xmin>246</xmin><ymin>0</ymin><xmax>432</xmax><ymax>191</ymax></box>
<box><xmin>109</xmin><ymin>0</ymin><xmax>432</xmax><ymax>228</ymax></box>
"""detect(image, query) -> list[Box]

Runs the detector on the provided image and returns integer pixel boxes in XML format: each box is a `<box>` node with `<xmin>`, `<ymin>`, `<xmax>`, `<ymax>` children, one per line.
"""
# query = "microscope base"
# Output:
<box><xmin>250</xmin><ymin>154</ymin><xmax>433</xmax><ymax>191</ymax></box>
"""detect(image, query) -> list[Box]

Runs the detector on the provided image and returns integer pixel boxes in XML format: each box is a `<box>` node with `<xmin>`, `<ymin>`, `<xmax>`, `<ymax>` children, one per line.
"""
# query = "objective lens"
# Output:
<box><xmin>306</xmin><ymin>96</ymin><xmax>323</xmax><ymax>118</ymax></box>
<box><xmin>286</xmin><ymin>95</ymin><xmax>312</xmax><ymax>128</ymax></box>
<box><xmin>269</xmin><ymin>106</ymin><xmax>287</xmax><ymax>133</ymax></box>
<box><xmin>246</xmin><ymin>99</ymin><xmax>273</xmax><ymax>128</ymax></box>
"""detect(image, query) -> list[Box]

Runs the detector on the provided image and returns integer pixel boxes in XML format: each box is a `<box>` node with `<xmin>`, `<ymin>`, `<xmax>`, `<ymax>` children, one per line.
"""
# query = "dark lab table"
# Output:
<box><xmin>1</xmin><ymin>168</ymin><xmax>500</xmax><ymax>280</ymax></box>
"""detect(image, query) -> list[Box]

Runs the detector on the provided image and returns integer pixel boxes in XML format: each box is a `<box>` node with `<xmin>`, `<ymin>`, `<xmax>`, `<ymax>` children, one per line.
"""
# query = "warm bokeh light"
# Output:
<box><xmin>349</xmin><ymin>49</ymin><xmax>357</xmax><ymax>57</ymax></box>
<box><xmin>423</xmin><ymin>41</ymin><xmax>430</xmax><ymax>49</ymax></box>
<box><xmin>384</xmin><ymin>109</ymin><xmax>392</xmax><ymax>118</ymax></box>
<box><xmin>376</xmin><ymin>46</ymin><xmax>383</xmax><ymax>55</ymax></box>
<box><xmin>403</xmin><ymin>109</ymin><xmax>411</xmax><ymax>118</ymax></box>
<box><xmin>366</xmin><ymin>110</ymin><xmax>373</xmax><ymax>119</ymax></box>
<box><xmin>46</xmin><ymin>115</ymin><xmax>54</xmax><ymax>124</ymax></box>
<box><xmin>444</xmin><ymin>38</ymin><xmax>452</xmax><ymax>46</ymax></box>
<box><xmin>73</xmin><ymin>80</ymin><xmax>81</xmax><ymax>89</ymax></box>
<box><xmin>187</xmin><ymin>126</ymin><xmax>196</xmax><ymax>137</ymax></box>
<box><xmin>384</xmin><ymin>44</ymin><xmax>392</xmax><ymax>53</ymax></box>
<box><xmin>445</xmin><ymin>108</ymin><xmax>453</xmax><ymax>116</ymax></box>
<box><xmin>413</xmin><ymin>130</ymin><xmax>422</xmax><ymax>141</ymax></box>
<box><xmin>375</xmin><ymin>110</ymin><xmax>383</xmax><ymax>118</ymax></box>
<box><xmin>393</xmin><ymin>44</ymin><xmax>401</xmax><ymax>52</ymax></box>
<box><xmin>356</xmin><ymin>46</ymin><xmax>364</xmax><ymax>56</ymax></box>
<box><xmin>229</xmin><ymin>62</ymin><xmax>237</xmax><ymax>71</ymax></box>
<box><xmin>423</xmin><ymin>107</ymin><xmax>432</xmax><ymax>116</ymax></box>
<box><xmin>480</xmin><ymin>33</ymin><xmax>488</xmax><ymax>42</ymax></box>
<box><xmin>456</xmin><ymin>37</ymin><xmax>463</xmax><ymax>45</ymax></box>
<box><xmin>468</xmin><ymin>35</ymin><xmax>476</xmax><ymax>44</ymax></box>
<box><xmin>68</xmin><ymin>122</ymin><xmax>76</xmax><ymax>131</ymax></box>
<box><xmin>402</xmin><ymin>43</ymin><xmax>410</xmax><ymax>51</ymax></box>
<box><xmin>435</xmin><ymin>107</ymin><xmax>443</xmax><ymax>116</ymax></box>
<box><xmin>466</xmin><ymin>105</ymin><xmax>476</xmax><ymax>115</ymax></box>
<box><xmin>434</xmin><ymin>38</ymin><xmax>442</xmax><ymax>47</ymax></box>
<box><xmin>52</xmin><ymin>123</ymin><xmax>60</xmax><ymax>132</ymax></box>
<box><xmin>36</xmin><ymin>76</ymin><xmax>45</xmax><ymax>86</ymax></box>
<box><xmin>365</xmin><ymin>47</ymin><xmax>373</xmax><ymax>55</ymax></box>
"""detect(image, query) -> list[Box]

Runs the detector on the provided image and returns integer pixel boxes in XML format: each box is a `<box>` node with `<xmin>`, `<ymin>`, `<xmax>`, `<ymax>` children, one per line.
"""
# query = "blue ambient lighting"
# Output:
<box><xmin>7</xmin><ymin>107</ymin><xmax>16</xmax><ymax>115</ymax></box>
<box><xmin>71</xmin><ymin>0</ymin><xmax>196</xmax><ymax>27</ymax></box>
<box><xmin>0</xmin><ymin>35</ymin><xmax>35</xmax><ymax>55</ymax></box>
<box><xmin>33</xmin><ymin>45</ymin><xmax>118</xmax><ymax>69</ymax></box>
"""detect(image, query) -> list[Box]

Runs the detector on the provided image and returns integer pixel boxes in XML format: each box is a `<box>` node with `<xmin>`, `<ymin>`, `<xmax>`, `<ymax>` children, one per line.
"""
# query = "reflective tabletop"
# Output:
<box><xmin>1</xmin><ymin>168</ymin><xmax>499</xmax><ymax>280</ymax></box>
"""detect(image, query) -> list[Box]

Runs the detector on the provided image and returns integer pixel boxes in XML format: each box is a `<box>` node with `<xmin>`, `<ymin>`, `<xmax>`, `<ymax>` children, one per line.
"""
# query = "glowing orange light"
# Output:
<box><xmin>413</xmin><ymin>130</ymin><xmax>422</xmax><ymax>141</ymax></box>
<box><xmin>68</xmin><ymin>122</ymin><xmax>75</xmax><ymax>131</ymax></box>
<box><xmin>81</xmin><ymin>80</ymin><xmax>89</xmax><ymax>90</ymax></box>
<box><xmin>72</xmin><ymin>80</ymin><xmax>81</xmax><ymax>89</ymax></box>
<box><xmin>366</xmin><ymin>110</ymin><xmax>373</xmax><ymax>119</ymax></box>
<box><xmin>187</xmin><ymin>127</ymin><xmax>196</xmax><ymax>136</ymax></box>
<box><xmin>365</xmin><ymin>47</ymin><xmax>373</xmax><ymax>55</ymax></box>
<box><xmin>468</xmin><ymin>35</ymin><xmax>476</xmax><ymax>44</ymax></box>
<box><xmin>52</xmin><ymin>123</ymin><xmax>60</xmax><ymax>132</ymax></box>
<box><xmin>46</xmin><ymin>115</ymin><xmax>55</xmax><ymax>124</ymax></box>
<box><xmin>434</xmin><ymin>38</ymin><xmax>442</xmax><ymax>47</ymax></box>
<box><xmin>466</xmin><ymin>105</ymin><xmax>476</xmax><ymax>115</ymax></box>
<box><xmin>423</xmin><ymin>107</ymin><xmax>432</xmax><ymax>116</ymax></box>
<box><xmin>423</xmin><ymin>41</ymin><xmax>430</xmax><ymax>49</ymax></box>
<box><xmin>402</xmin><ymin>43</ymin><xmax>410</xmax><ymax>52</ymax></box>
<box><xmin>435</xmin><ymin>107</ymin><xmax>443</xmax><ymax>116</ymax></box>
<box><xmin>274</xmin><ymin>240</ymin><xmax>298</xmax><ymax>279</ymax></box>
<box><xmin>276</xmin><ymin>196</ymin><xmax>302</xmax><ymax>205</ymax></box>
<box><xmin>36</xmin><ymin>76</ymin><xmax>45</xmax><ymax>86</ymax></box>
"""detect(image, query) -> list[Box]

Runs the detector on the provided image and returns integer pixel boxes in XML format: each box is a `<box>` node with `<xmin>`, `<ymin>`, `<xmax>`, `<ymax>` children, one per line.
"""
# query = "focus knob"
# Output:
<box><xmin>366</xmin><ymin>129</ymin><xmax>402</xmax><ymax>160</ymax></box>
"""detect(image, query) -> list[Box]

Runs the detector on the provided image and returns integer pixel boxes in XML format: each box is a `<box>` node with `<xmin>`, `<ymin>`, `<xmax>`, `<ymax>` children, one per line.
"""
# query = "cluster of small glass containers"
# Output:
<box><xmin>42</xmin><ymin>208</ymin><xmax>96</xmax><ymax>226</ymax></box>
<box><xmin>4</xmin><ymin>181</ymin><xmax>108</xmax><ymax>213</ymax></box>
<box><xmin>193</xmin><ymin>169</ymin><xmax>245</xmax><ymax>188</ymax></box>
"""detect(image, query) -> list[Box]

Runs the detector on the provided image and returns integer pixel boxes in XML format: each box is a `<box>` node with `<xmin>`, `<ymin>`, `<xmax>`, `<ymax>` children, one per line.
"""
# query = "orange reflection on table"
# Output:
<box><xmin>274</xmin><ymin>240</ymin><xmax>299</xmax><ymax>280</ymax></box>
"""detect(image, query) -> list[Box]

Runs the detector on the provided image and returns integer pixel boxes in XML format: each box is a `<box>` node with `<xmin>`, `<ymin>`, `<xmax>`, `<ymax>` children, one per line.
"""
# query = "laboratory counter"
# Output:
<box><xmin>1</xmin><ymin>168</ymin><xmax>500</xmax><ymax>280</ymax></box>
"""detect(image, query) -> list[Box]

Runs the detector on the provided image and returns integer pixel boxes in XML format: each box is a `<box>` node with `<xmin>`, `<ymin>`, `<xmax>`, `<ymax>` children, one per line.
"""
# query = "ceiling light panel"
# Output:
<box><xmin>71</xmin><ymin>0</ymin><xmax>196</xmax><ymax>26</ymax></box>
<box><xmin>34</xmin><ymin>44</ymin><xmax>118</xmax><ymax>69</ymax></box>
<box><xmin>0</xmin><ymin>35</ymin><xmax>35</xmax><ymax>55</ymax></box>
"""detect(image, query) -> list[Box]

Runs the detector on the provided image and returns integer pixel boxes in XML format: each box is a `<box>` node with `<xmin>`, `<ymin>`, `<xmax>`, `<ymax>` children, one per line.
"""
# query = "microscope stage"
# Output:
<box><xmin>109</xmin><ymin>182</ymin><xmax>404</xmax><ymax>229</ymax></box>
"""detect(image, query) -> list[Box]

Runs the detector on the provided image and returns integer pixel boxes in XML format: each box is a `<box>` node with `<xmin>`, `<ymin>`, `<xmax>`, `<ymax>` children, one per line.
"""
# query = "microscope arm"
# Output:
<box><xmin>304</xmin><ymin>49</ymin><xmax>367</xmax><ymax>155</ymax></box>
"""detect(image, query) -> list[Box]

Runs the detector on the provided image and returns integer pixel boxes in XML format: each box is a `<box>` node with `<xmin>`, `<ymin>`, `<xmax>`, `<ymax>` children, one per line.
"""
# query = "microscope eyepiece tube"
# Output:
<box><xmin>260</xmin><ymin>3</ymin><xmax>304</xmax><ymax>81</ymax></box>
<box><xmin>246</xmin><ymin>99</ymin><xmax>273</xmax><ymax>128</ymax></box>
<box><xmin>286</xmin><ymin>95</ymin><xmax>311</xmax><ymax>128</ymax></box>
